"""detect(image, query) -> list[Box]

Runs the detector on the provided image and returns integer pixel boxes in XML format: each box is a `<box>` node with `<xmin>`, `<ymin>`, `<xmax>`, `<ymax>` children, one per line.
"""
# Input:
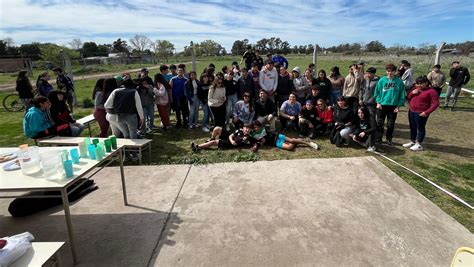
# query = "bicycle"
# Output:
<box><xmin>2</xmin><ymin>93</ymin><xmax>25</xmax><ymax>112</ymax></box>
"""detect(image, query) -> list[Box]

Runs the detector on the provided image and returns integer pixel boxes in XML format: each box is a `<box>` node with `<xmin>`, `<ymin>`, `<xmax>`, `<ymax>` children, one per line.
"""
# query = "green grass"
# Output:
<box><xmin>0</xmin><ymin>55</ymin><xmax>473</xmax><ymax>232</ymax></box>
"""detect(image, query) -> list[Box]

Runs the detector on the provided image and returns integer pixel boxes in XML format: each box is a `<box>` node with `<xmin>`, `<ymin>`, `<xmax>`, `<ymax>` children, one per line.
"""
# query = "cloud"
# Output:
<box><xmin>0</xmin><ymin>0</ymin><xmax>472</xmax><ymax>50</ymax></box>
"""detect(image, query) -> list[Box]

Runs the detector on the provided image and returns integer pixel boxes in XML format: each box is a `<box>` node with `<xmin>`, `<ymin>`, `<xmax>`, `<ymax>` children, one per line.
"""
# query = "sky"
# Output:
<box><xmin>0</xmin><ymin>0</ymin><xmax>473</xmax><ymax>51</ymax></box>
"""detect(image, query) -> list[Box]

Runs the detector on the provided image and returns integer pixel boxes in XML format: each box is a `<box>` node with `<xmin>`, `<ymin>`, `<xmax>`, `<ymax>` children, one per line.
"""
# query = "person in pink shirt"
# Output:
<box><xmin>403</xmin><ymin>76</ymin><xmax>439</xmax><ymax>151</ymax></box>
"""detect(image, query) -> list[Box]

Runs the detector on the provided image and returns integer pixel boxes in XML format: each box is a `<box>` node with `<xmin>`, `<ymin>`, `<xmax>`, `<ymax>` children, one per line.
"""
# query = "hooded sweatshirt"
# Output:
<box><xmin>259</xmin><ymin>66</ymin><xmax>278</xmax><ymax>94</ymax></box>
<box><xmin>374</xmin><ymin>75</ymin><xmax>406</xmax><ymax>107</ymax></box>
<box><xmin>292</xmin><ymin>67</ymin><xmax>308</xmax><ymax>98</ymax></box>
<box><xmin>343</xmin><ymin>71</ymin><xmax>362</xmax><ymax>98</ymax></box>
<box><xmin>360</xmin><ymin>76</ymin><xmax>380</xmax><ymax>105</ymax></box>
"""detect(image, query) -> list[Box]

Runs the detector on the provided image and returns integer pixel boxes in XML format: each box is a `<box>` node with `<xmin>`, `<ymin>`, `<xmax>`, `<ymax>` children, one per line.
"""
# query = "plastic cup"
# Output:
<box><xmin>18</xmin><ymin>146</ymin><xmax>41</xmax><ymax>175</ymax></box>
<box><xmin>84</xmin><ymin>137</ymin><xmax>91</xmax><ymax>147</ymax></box>
<box><xmin>94</xmin><ymin>146</ymin><xmax>103</xmax><ymax>161</ymax></box>
<box><xmin>92</xmin><ymin>138</ymin><xmax>99</xmax><ymax>146</ymax></box>
<box><xmin>40</xmin><ymin>151</ymin><xmax>61</xmax><ymax>180</ymax></box>
<box><xmin>88</xmin><ymin>144</ymin><xmax>96</xmax><ymax>160</ymax></box>
<box><xmin>63</xmin><ymin>160</ymin><xmax>74</xmax><ymax>178</ymax></box>
<box><xmin>70</xmin><ymin>148</ymin><xmax>80</xmax><ymax>164</ymax></box>
<box><xmin>104</xmin><ymin>139</ymin><xmax>112</xmax><ymax>153</ymax></box>
<box><xmin>78</xmin><ymin>141</ymin><xmax>88</xmax><ymax>158</ymax></box>
<box><xmin>109</xmin><ymin>135</ymin><xmax>117</xmax><ymax>149</ymax></box>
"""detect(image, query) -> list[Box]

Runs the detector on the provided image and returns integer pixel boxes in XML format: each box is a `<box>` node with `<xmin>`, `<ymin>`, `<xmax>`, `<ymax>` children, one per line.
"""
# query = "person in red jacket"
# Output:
<box><xmin>403</xmin><ymin>76</ymin><xmax>439</xmax><ymax>151</ymax></box>
<box><xmin>315</xmin><ymin>98</ymin><xmax>334</xmax><ymax>135</ymax></box>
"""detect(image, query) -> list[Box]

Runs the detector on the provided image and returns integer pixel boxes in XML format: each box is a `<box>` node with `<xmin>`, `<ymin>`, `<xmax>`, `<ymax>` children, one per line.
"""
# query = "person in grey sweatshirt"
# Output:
<box><xmin>292</xmin><ymin>66</ymin><xmax>309</xmax><ymax>105</ymax></box>
<box><xmin>359</xmin><ymin>67</ymin><xmax>380</xmax><ymax>117</ymax></box>
<box><xmin>259</xmin><ymin>60</ymin><xmax>278</xmax><ymax>102</ymax></box>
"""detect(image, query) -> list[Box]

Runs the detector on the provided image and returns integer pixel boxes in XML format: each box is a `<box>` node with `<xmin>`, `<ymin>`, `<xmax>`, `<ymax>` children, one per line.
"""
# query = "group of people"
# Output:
<box><xmin>19</xmin><ymin>53</ymin><xmax>470</xmax><ymax>154</ymax></box>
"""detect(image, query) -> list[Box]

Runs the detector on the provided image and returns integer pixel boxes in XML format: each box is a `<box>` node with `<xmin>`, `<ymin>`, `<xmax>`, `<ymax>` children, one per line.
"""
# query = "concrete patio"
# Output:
<box><xmin>1</xmin><ymin>157</ymin><xmax>472</xmax><ymax>266</ymax></box>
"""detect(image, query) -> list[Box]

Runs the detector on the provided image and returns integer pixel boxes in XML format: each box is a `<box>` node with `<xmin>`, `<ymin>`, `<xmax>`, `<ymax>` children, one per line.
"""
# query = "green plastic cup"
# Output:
<box><xmin>104</xmin><ymin>139</ymin><xmax>112</xmax><ymax>153</ymax></box>
<box><xmin>109</xmin><ymin>135</ymin><xmax>117</xmax><ymax>149</ymax></box>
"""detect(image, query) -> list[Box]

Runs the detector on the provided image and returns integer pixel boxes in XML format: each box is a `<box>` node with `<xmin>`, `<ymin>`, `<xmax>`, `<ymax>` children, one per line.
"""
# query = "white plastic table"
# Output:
<box><xmin>0</xmin><ymin>145</ymin><xmax>127</xmax><ymax>265</ymax></box>
<box><xmin>10</xmin><ymin>242</ymin><xmax>64</xmax><ymax>267</ymax></box>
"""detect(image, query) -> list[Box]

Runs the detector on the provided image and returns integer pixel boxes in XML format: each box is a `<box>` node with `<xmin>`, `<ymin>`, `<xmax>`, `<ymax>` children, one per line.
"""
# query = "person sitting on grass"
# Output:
<box><xmin>279</xmin><ymin>93</ymin><xmax>301</xmax><ymax>132</ymax></box>
<box><xmin>298</xmin><ymin>99</ymin><xmax>319</xmax><ymax>139</ymax></box>
<box><xmin>250</xmin><ymin>120</ymin><xmax>319</xmax><ymax>152</ymax></box>
<box><xmin>233</xmin><ymin>92</ymin><xmax>255</xmax><ymax>129</ymax></box>
<box><xmin>349</xmin><ymin>106</ymin><xmax>377</xmax><ymax>152</ymax></box>
<box><xmin>191</xmin><ymin>123</ymin><xmax>256</xmax><ymax>152</ymax></box>
<box><xmin>314</xmin><ymin>99</ymin><xmax>334</xmax><ymax>135</ymax></box>
<box><xmin>330</xmin><ymin>96</ymin><xmax>355</xmax><ymax>147</ymax></box>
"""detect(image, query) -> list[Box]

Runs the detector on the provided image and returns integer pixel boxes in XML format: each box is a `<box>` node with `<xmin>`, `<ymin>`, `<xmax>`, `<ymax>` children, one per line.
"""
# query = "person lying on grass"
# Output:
<box><xmin>249</xmin><ymin>120</ymin><xmax>319</xmax><ymax>152</ymax></box>
<box><xmin>191</xmin><ymin>123</ymin><xmax>256</xmax><ymax>152</ymax></box>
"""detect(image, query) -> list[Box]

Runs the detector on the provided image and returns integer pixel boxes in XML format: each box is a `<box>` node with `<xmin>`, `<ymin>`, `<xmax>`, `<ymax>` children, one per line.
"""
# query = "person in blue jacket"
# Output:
<box><xmin>23</xmin><ymin>96</ymin><xmax>57</xmax><ymax>139</ymax></box>
<box><xmin>272</xmin><ymin>50</ymin><xmax>289</xmax><ymax>69</ymax></box>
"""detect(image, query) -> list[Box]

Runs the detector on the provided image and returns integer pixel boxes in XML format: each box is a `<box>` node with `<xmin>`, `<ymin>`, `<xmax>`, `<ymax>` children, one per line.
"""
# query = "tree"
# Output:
<box><xmin>200</xmin><ymin>40</ymin><xmax>223</xmax><ymax>56</ymax></box>
<box><xmin>39</xmin><ymin>43</ymin><xmax>80</xmax><ymax>65</ymax></box>
<box><xmin>306</xmin><ymin>44</ymin><xmax>314</xmax><ymax>55</ymax></box>
<box><xmin>129</xmin><ymin>35</ymin><xmax>151</xmax><ymax>55</ymax></box>
<box><xmin>231</xmin><ymin>39</ymin><xmax>249</xmax><ymax>56</ymax></box>
<box><xmin>82</xmin><ymin>42</ymin><xmax>99</xmax><ymax>57</ymax></box>
<box><xmin>19</xmin><ymin>43</ymin><xmax>42</xmax><ymax>60</ymax></box>
<box><xmin>69</xmin><ymin>38</ymin><xmax>83</xmax><ymax>50</ymax></box>
<box><xmin>112</xmin><ymin>38</ymin><xmax>129</xmax><ymax>54</ymax></box>
<box><xmin>3</xmin><ymin>37</ymin><xmax>14</xmax><ymax>48</ymax></box>
<box><xmin>366</xmin><ymin>41</ymin><xmax>385</xmax><ymax>52</ymax></box>
<box><xmin>154</xmin><ymin>40</ymin><xmax>175</xmax><ymax>62</ymax></box>
<box><xmin>0</xmin><ymin>40</ymin><xmax>7</xmax><ymax>55</ymax></box>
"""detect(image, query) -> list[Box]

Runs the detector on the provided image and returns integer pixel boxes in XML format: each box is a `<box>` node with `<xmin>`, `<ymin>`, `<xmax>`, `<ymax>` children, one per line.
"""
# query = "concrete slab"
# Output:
<box><xmin>152</xmin><ymin>157</ymin><xmax>473</xmax><ymax>266</ymax></box>
<box><xmin>0</xmin><ymin>165</ymin><xmax>190</xmax><ymax>266</ymax></box>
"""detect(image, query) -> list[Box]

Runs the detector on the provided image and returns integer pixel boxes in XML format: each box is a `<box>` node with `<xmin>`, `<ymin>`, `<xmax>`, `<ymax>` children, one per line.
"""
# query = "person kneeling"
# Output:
<box><xmin>298</xmin><ymin>99</ymin><xmax>319</xmax><ymax>139</ymax></box>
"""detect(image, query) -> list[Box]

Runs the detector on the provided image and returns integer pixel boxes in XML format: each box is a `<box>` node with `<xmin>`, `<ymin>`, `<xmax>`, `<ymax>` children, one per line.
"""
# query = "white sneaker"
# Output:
<box><xmin>309</xmin><ymin>142</ymin><xmax>319</xmax><ymax>150</ymax></box>
<box><xmin>410</xmin><ymin>143</ymin><xmax>423</xmax><ymax>151</ymax></box>
<box><xmin>202</xmin><ymin>126</ymin><xmax>210</xmax><ymax>133</ymax></box>
<box><xmin>403</xmin><ymin>141</ymin><xmax>415</xmax><ymax>148</ymax></box>
<box><xmin>367</xmin><ymin>146</ymin><xmax>376</xmax><ymax>152</ymax></box>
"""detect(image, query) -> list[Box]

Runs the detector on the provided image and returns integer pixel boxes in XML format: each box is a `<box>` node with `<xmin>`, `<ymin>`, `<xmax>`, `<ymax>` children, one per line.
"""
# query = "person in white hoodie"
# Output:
<box><xmin>259</xmin><ymin>60</ymin><xmax>278</xmax><ymax>102</ymax></box>
<box><xmin>292</xmin><ymin>66</ymin><xmax>309</xmax><ymax>105</ymax></box>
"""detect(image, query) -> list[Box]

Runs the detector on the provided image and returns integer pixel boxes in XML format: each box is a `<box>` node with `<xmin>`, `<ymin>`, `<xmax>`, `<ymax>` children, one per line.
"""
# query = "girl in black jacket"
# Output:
<box><xmin>330</xmin><ymin>96</ymin><xmax>355</xmax><ymax>146</ymax></box>
<box><xmin>350</xmin><ymin>106</ymin><xmax>377</xmax><ymax>152</ymax></box>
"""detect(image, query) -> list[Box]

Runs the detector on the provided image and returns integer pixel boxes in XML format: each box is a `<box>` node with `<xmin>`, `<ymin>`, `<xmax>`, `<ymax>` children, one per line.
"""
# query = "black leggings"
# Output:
<box><xmin>210</xmin><ymin>105</ymin><xmax>226</xmax><ymax>127</ymax></box>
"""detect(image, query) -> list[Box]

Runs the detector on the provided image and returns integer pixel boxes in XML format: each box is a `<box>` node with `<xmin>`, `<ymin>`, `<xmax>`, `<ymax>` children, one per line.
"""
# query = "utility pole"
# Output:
<box><xmin>435</xmin><ymin>42</ymin><xmax>446</xmax><ymax>65</ymax></box>
<box><xmin>190</xmin><ymin>41</ymin><xmax>196</xmax><ymax>72</ymax></box>
<box><xmin>312</xmin><ymin>44</ymin><xmax>318</xmax><ymax>73</ymax></box>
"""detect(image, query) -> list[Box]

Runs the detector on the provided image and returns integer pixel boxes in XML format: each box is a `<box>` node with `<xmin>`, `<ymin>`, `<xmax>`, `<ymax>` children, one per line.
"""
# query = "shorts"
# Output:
<box><xmin>275</xmin><ymin>133</ymin><xmax>286</xmax><ymax>149</ymax></box>
<box><xmin>217</xmin><ymin>130</ymin><xmax>232</xmax><ymax>149</ymax></box>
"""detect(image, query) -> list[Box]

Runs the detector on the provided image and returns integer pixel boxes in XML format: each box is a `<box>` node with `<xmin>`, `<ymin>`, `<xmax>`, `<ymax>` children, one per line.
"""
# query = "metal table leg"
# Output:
<box><xmin>61</xmin><ymin>188</ymin><xmax>78</xmax><ymax>264</ymax></box>
<box><xmin>138</xmin><ymin>148</ymin><xmax>142</xmax><ymax>165</ymax></box>
<box><xmin>87</xmin><ymin>123</ymin><xmax>92</xmax><ymax>137</ymax></box>
<box><xmin>118</xmin><ymin>148</ymin><xmax>128</xmax><ymax>205</ymax></box>
<box><xmin>148</xmin><ymin>144</ymin><xmax>152</xmax><ymax>164</ymax></box>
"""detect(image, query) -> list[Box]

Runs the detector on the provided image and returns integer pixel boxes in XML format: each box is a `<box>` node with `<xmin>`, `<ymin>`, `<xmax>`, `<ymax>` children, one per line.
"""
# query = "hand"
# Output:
<box><xmin>308</xmin><ymin>123</ymin><xmax>314</xmax><ymax>128</ymax></box>
<box><xmin>376</xmin><ymin>103</ymin><xmax>382</xmax><ymax>110</ymax></box>
<box><xmin>412</xmin><ymin>89</ymin><xmax>419</xmax><ymax>94</ymax></box>
<box><xmin>352</xmin><ymin>135</ymin><xmax>357</xmax><ymax>141</ymax></box>
<box><xmin>359</xmin><ymin>132</ymin><xmax>366</xmax><ymax>138</ymax></box>
<box><xmin>268</xmin><ymin>114</ymin><xmax>273</xmax><ymax>121</ymax></box>
<box><xmin>394</xmin><ymin>108</ymin><xmax>399</xmax><ymax>113</ymax></box>
<box><xmin>140</xmin><ymin>119</ymin><xmax>144</xmax><ymax>126</ymax></box>
<box><xmin>289</xmin><ymin>116</ymin><xmax>295</xmax><ymax>120</ymax></box>
<box><xmin>420</xmin><ymin>112</ymin><xmax>427</xmax><ymax>117</ymax></box>
<box><xmin>359</xmin><ymin>100</ymin><xmax>363</xmax><ymax>106</ymax></box>
<box><xmin>251</xmin><ymin>144</ymin><xmax>258</xmax><ymax>153</ymax></box>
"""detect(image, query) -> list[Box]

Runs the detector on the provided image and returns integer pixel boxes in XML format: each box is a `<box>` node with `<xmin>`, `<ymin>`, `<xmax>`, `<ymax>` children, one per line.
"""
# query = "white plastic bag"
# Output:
<box><xmin>0</xmin><ymin>232</ymin><xmax>34</xmax><ymax>267</ymax></box>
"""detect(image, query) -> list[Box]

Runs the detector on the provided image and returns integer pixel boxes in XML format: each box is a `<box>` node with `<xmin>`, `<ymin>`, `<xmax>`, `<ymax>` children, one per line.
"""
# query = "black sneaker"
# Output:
<box><xmin>385</xmin><ymin>140</ymin><xmax>395</xmax><ymax>146</ymax></box>
<box><xmin>191</xmin><ymin>142</ymin><xmax>199</xmax><ymax>153</ymax></box>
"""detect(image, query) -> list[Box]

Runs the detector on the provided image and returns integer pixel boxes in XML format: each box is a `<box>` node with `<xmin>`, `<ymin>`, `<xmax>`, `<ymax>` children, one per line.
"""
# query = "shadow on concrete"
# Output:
<box><xmin>0</xmin><ymin>210</ymin><xmax>181</xmax><ymax>266</ymax></box>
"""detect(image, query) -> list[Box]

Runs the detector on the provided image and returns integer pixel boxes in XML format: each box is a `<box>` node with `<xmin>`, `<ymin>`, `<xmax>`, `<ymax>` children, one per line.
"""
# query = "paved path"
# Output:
<box><xmin>1</xmin><ymin>157</ymin><xmax>472</xmax><ymax>266</ymax></box>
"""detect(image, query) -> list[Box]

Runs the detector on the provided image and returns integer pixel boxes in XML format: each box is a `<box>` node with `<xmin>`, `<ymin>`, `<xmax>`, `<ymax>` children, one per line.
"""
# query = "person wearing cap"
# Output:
<box><xmin>53</xmin><ymin>67</ymin><xmax>75</xmax><ymax>113</ymax></box>
<box><xmin>233</xmin><ymin>92</ymin><xmax>255</xmax><ymax>129</ymax></box>
<box><xmin>254</xmin><ymin>89</ymin><xmax>276</xmax><ymax>131</ymax></box>
<box><xmin>398</xmin><ymin>60</ymin><xmax>409</xmax><ymax>77</ymax></box>
<box><xmin>140</xmin><ymin>68</ymin><xmax>153</xmax><ymax>86</ymax></box>
<box><xmin>343</xmin><ymin>64</ymin><xmax>363</xmax><ymax>114</ymax></box>
<box><xmin>259</xmin><ymin>60</ymin><xmax>279</xmax><ymax>102</ymax></box>
<box><xmin>374</xmin><ymin>63</ymin><xmax>406</xmax><ymax>146</ymax></box>
<box><xmin>445</xmin><ymin>61</ymin><xmax>470</xmax><ymax>110</ymax></box>
<box><xmin>240</xmin><ymin>45</ymin><xmax>256</xmax><ymax>70</ymax></box>
<box><xmin>359</xmin><ymin>67</ymin><xmax>380</xmax><ymax>117</ymax></box>
<box><xmin>299</xmin><ymin>99</ymin><xmax>319</xmax><ymax>138</ymax></box>
<box><xmin>426</xmin><ymin>64</ymin><xmax>446</xmax><ymax>96</ymax></box>
<box><xmin>104</xmin><ymin>75</ymin><xmax>144</xmax><ymax>142</ymax></box>
<box><xmin>292</xmin><ymin>66</ymin><xmax>309</xmax><ymax>105</ymax></box>
<box><xmin>401</xmin><ymin>61</ymin><xmax>414</xmax><ymax>90</ymax></box>
<box><xmin>272</xmin><ymin>50</ymin><xmax>289</xmax><ymax>69</ymax></box>
<box><xmin>279</xmin><ymin>93</ymin><xmax>302</xmax><ymax>131</ymax></box>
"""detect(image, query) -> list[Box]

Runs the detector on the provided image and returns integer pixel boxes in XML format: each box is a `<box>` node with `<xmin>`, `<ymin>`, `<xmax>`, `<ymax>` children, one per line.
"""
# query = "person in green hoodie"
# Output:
<box><xmin>374</xmin><ymin>63</ymin><xmax>406</xmax><ymax>146</ymax></box>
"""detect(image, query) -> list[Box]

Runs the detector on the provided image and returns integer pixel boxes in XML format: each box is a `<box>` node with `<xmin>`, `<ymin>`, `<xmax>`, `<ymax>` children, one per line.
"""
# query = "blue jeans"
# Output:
<box><xmin>70</xmin><ymin>123</ymin><xmax>85</xmax><ymax>137</ymax></box>
<box><xmin>107</xmin><ymin>113</ymin><xmax>138</xmax><ymax>139</ymax></box>
<box><xmin>330</xmin><ymin>90</ymin><xmax>341</xmax><ymax>106</ymax></box>
<box><xmin>142</xmin><ymin>104</ymin><xmax>155</xmax><ymax>131</ymax></box>
<box><xmin>200</xmin><ymin>100</ymin><xmax>210</xmax><ymax>128</ymax></box>
<box><xmin>188</xmin><ymin>95</ymin><xmax>199</xmax><ymax>126</ymax></box>
<box><xmin>408</xmin><ymin>110</ymin><xmax>428</xmax><ymax>143</ymax></box>
<box><xmin>225</xmin><ymin>93</ymin><xmax>238</xmax><ymax>124</ymax></box>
